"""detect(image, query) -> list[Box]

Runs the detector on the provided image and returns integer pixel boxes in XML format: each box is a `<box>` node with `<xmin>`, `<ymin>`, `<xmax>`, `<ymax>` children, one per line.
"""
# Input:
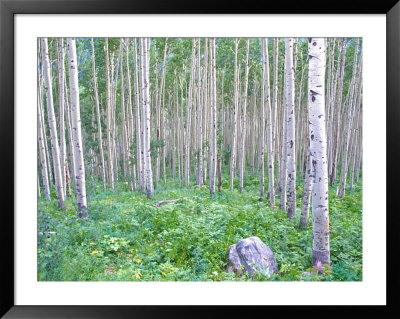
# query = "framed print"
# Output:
<box><xmin>1</xmin><ymin>0</ymin><xmax>399</xmax><ymax>317</ymax></box>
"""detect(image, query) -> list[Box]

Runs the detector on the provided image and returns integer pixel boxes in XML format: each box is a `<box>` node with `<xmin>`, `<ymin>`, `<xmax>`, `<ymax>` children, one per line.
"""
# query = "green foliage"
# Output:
<box><xmin>38</xmin><ymin>174</ymin><xmax>362</xmax><ymax>282</ymax></box>
<box><xmin>150</xmin><ymin>138</ymin><xmax>165</xmax><ymax>159</ymax></box>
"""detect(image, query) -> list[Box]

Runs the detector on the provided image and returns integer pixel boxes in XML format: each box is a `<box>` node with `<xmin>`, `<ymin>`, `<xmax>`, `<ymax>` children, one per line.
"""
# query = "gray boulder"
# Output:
<box><xmin>227</xmin><ymin>236</ymin><xmax>278</xmax><ymax>278</ymax></box>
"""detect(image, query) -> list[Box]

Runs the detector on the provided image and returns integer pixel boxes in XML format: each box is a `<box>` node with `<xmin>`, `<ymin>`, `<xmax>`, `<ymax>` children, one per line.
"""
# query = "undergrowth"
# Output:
<box><xmin>38</xmin><ymin>174</ymin><xmax>362</xmax><ymax>281</ymax></box>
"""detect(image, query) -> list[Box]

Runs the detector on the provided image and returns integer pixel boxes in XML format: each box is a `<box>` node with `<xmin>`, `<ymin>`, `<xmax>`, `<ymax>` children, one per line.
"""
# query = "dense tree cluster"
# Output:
<box><xmin>38</xmin><ymin>37</ymin><xmax>362</xmax><ymax>267</ymax></box>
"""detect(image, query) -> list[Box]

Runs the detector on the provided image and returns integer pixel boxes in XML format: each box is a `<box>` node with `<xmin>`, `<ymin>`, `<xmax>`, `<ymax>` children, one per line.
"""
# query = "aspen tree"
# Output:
<box><xmin>330</xmin><ymin>40</ymin><xmax>347</xmax><ymax>185</ymax></box>
<box><xmin>185</xmin><ymin>39</ymin><xmax>196</xmax><ymax>187</ymax></box>
<box><xmin>259</xmin><ymin>41</ymin><xmax>266</xmax><ymax>200</ymax></box>
<box><xmin>140</xmin><ymin>38</ymin><xmax>154</xmax><ymax>198</ymax></box>
<box><xmin>159</xmin><ymin>40</ymin><xmax>168</xmax><ymax>185</ymax></box>
<box><xmin>309</xmin><ymin>38</ymin><xmax>330</xmax><ymax>265</ymax></box>
<box><xmin>41</xmin><ymin>38</ymin><xmax>65</xmax><ymax>210</ymax></box>
<box><xmin>197</xmin><ymin>38</ymin><xmax>203</xmax><ymax>186</ymax></box>
<box><xmin>201</xmin><ymin>39</ymin><xmax>209</xmax><ymax>185</ymax></box>
<box><xmin>56</xmin><ymin>39</ymin><xmax>67</xmax><ymax>197</ymax></box>
<box><xmin>239</xmin><ymin>39</ymin><xmax>250</xmax><ymax>193</ymax></box>
<box><xmin>132</xmin><ymin>39</ymin><xmax>144</xmax><ymax>189</ymax></box>
<box><xmin>285</xmin><ymin>38</ymin><xmax>296</xmax><ymax>218</ymax></box>
<box><xmin>64</xmin><ymin>77</ymin><xmax>76</xmax><ymax>189</ymax></box>
<box><xmin>119</xmin><ymin>40</ymin><xmax>129</xmax><ymax>180</ymax></box>
<box><xmin>280</xmin><ymin>56</ymin><xmax>287</xmax><ymax>211</ymax></box>
<box><xmin>337</xmin><ymin>45</ymin><xmax>362</xmax><ymax>197</ymax></box>
<box><xmin>37</xmin><ymin>80</ymin><xmax>50</xmax><ymax>200</ymax></box>
<box><xmin>230</xmin><ymin>39</ymin><xmax>239</xmax><ymax>191</ymax></box>
<box><xmin>125</xmin><ymin>39</ymin><xmax>135</xmax><ymax>190</ymax></box>
<box><xmin>91</xmin><ymin>38</ymin><xmax>107</xmax><ymax>191</ymax></box>
<box><xmin>272</xmin><ymin>38</ymin><xmax>279</xmax><ymax>167</ymax></box>
<box><xmin>67</xmin><ymin>37</ymin><xmax>88</xmax><ymax>217</ymax></box>
<box><xmin>104</xmin><ymin>38</ymin><xmax>114</xmax><ymax>190</ymax></box>
<box><xmin>262</xmin><ymin>38</ymin><xmax>275</xmax><ymax>206</ymax></box>
<box><xmin>209</xmin><ymin>38</ymin><xmax>217</xmax><ymax>196</ymax></box>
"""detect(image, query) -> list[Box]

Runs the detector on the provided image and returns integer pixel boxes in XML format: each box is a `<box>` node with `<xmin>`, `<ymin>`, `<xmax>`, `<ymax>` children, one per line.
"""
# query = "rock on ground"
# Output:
<box><xmin>227</xmin><ymin>236</ymin><xmax>278</xmax><ymax>278</ymax></box>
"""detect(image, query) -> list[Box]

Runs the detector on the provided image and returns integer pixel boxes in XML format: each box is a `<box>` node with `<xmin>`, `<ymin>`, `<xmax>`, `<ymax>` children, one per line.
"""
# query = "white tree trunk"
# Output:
<box><xmin>309</xmin><ymin>38</ymin><xmax>330</xmax><ymax>265</ymax></box>
<box><xmin>209</xmin><ymin>38</ymin><xmax>217</xmax><ymax>196</ymax></box>
<box><xmin>337</xmin><ymin>40</ymin><xmax>361</xmax><ymax>197</ymax></box>
<box><xmin>197</xmin><ymin>38</ymin><xmax>203</xmax><ymax>186</ymax></box>
<box><xmin>67</xmin><ymin>38</ymin><xmax>88</xmax><ymax>217</ymax></box>
<box><xmin>37</xmin><ymin>81</ymin><xmax>50</xmax><ymax>200</ymax></box>
<box><xmin>41</xmin><ymin>38</ymin><xmax>65</xmax><ymax>210</ymax></box>
<box><xmin>91</xmin><ymin>38</ymin><xmax>107</xmax><ymax>191</ymax></box>
<box><xmin>132</xmin><ymin>39</ymin><xmax>144</xmax><ymax>189</ymax></box>
<box><xmin>239</xmin><ymin>39</ymin><xmax>250</xmax><ymax>193</ymax></box>
<box><xmin>104</xmin><ymin>38</ymin><xmax>114</xmax><ymax>190</ymax></box>
<box><xmin>185</xmin><ymin>39</ymin><xmax>196</xmax><ymax>187</ymax></box>
<box><xmin>57</xmin><ymin>39</ymin><xmax>67</xmax><ymax>198</ymax></box>
<box><xmin>230</xmin><ymin>39</ymin><xmax>239</xmax><ymax>191</ymax></box>
<box><xmin>263</xmin><ymin>38</ymin><xmax>275</xmax><ymax>206</ymax></box>
<box><xmin>140</xmin><ymin>38</ymin><xmax>153</xmax><ymax>198</ymax></box>
<box><xmin>285</xmin><ymin>38</ymin><xmax>297</xmax><ymax>218</ymax></box>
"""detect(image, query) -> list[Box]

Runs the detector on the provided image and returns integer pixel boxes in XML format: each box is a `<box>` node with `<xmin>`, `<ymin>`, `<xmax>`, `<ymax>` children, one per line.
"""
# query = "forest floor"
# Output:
<box><xmin>38</xmin><ymin>174</ymin><xmax>362</xmax><ymax>281</ymax></box>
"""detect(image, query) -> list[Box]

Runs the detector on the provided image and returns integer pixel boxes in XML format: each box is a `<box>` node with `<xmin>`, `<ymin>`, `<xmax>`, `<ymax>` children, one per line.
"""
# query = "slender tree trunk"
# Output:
<box><xmin>125</xmin><ymin>39</ymin><xmax>135</xmax><ymax>191</ymax></box>
<box><xmin>217</xmin><ymin>157</ymin><xmax>222</xmax><ymax>192</ymax></box>
<box><xmin>337</xmin><ymin>40</ymin><xmax>361</xmax><ymax>197</ymax></box>
<box><xmin>285</xmin><ymin>38</ymin><xmax>297</xmax><ymax>218</ymax></box>
<box><xmin>132</xmin><ymin>39</ymin><xmax>144</xmax><ymax>189</ymax></box>
<box><xmin>300</xmin><ymin>150</ymin><xmax>313</xmax><ymax>228</ymax></box>
<box><xmin>91</xmin><ymin>38</ymin><xmax>107</xmax><ymax>191</ymax></box>
<box><xmin>64</xmin><ymin>77</ymin><xmax>77</xmax><ymax>188</ymax></box>
<box><xmin>280</xmin><ymin>57</ymin><xmax>287</xmax><ymax>211</ymax></box>
<box><xmin>263</xmin><ymin>38</ymin><xmax>275</xmax><ymax>206</ymax></box>
<box><xmin>272</xmin><ymin>38</ymin><xmax>279</xmax><ymax>180</ymax></box>
<box><xmin>209</xmin><ymin>38</ymin><xmax>217</xmax><ymax>196</ymax></box>
<box><xmin>67</xmin><ymin>38</ymin><xmax>88</xmax><ymax>217</ymax></box>
<box><xmin>185</xmin><ymin>39</ymin><xmax>196</xmax><ymax>187</ymax></box>
<box><xmin>37</xmin><ymin>81</ymin><xmax>51</xmax><ymax>200</ymax></box>
<box><xmin>230</xmin><ymin>39</ymin><xmax>239</xmax><ymax>191</ymax></box>
<box><xmin>197</xmin><ymin>38</ymin><xmax>203</xmax><ymax>186</ymax></box>
<box><xmin>239</xmin><ymin>39</ymin><xmax>250</xmax><ymax>193</ymax></box>
<box><xmin>309</xmin><ymin>37</ymin><xmax>330</xmax><ymax>265</ymax></box>
<box><xmin>104</xmin><ymin>38</ymin><xmax>114</xmax><ymax>190</ymax></box>
<box><xmin>140</xmin><ymin>38</ymin><xmax>154</xmax><ymax>198</ymax></box>
<box><xmin>330</xmin><ymin>41</ymin><xmax>347</xmax><ymax>185</ymax></box>
<box><xmin>260</xmin><ymin>48</ymin><xmax>266</xmax><ymax>200</ymax></box>
<box><xmin>119</xmin><ymin>40</ymin><xmax>128</xmax><ymax>180</ymax></box>
<box><xmin>41</xmin><ymin>38</ymin><xmax>65</xmax><ymax>210</ymax></box>
<box><xmin>57</xmin><ymin>39</ymin><xmax>67</xmax><ymax>198</ymax></box>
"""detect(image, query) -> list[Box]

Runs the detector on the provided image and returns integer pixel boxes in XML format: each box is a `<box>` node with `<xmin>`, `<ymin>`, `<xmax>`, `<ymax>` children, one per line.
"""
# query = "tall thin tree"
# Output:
<box><xmin>41</xmin><ymin>38</ymin><xmax>65</xmax><ymax>210</ymax></box>
<box><xmin>309</xmin><ymin>38</ymin><xmax>330</xmax><ymax>265</ymax></box>
<box><xmin>67</xmin><ymin>37</ymin><xmax>88</xmax><ymax>217</ymax></box>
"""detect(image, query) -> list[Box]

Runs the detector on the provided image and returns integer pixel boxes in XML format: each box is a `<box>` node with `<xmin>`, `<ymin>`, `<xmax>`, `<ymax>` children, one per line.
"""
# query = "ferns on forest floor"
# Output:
<box><xmin>37</xmin><ymin>176</ymin><xmax>362</xmax><ymax>281</ymax></box>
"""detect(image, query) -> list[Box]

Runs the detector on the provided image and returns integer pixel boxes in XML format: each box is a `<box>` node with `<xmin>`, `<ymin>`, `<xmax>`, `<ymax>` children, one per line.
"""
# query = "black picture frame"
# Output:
<box><xmin>1</xmin><ymin>0</ymin><xmax>398</xmax><ymax>317</ymax></box>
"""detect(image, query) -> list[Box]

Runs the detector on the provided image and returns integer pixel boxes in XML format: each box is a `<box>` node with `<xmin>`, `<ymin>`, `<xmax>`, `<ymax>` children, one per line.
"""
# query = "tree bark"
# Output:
<box><xmin>309</xmin><ymin>38</ymin><xmax>330</xmax><ymax>265</ymax></box>
<box><xmin>263</xmin><ymin>38</ymin><xmax>275</xmax><ymax>206</ymax></box>
<box><xmin>41</xmin><ymin>38</ymin><xmax>65</xmax><ymax>210</ymax></box>
<box><xmin>230</xmin><ymin>39</ymin><xmax>239</xmax><ymax>191</ymax></box>
<box><xmin>185</xmin><ymin>39</ymin><xmax>196</xmax><ymax>187</ymax></box>
<box><xmin>285</xmin><ymin>38</ymin><xmax>297</xmax><ymax>218</ymax></box>
<box><xmin>209</xmin><ymin>38</ymin><xmax>217</xmax><ymax>196</ymax></box>
<box><xmin>67</xmin><ymin>37</ymin><xmax>88</xmax><ymax>217</ymax></box>
<box><xmin>104</xmin><ymin>38</ymin><xmax>114</xmax><ymax>190</ymax></box>
<box><xmin>140</xmin><ymin>38</ymin><xmax>154</xmax><ymax>198</ymax></box>
<box><xmin>37</xmin><ymin>77</ymin><xmax>50</xmax><ymax>200</ymax></box>
<box><xmin>56</xmin><ymin>39</ymin><xmax>67</xmax><ymax>198</ymax></box>
<box><xmin>239</xmin><ymin>39</ymin><xmax>250</xmax><ymax>193</ymax></box>
<box><xmin>91</xmin><ymin>38</ymin><xmax>107</xmax><ymax>191</ymax></box>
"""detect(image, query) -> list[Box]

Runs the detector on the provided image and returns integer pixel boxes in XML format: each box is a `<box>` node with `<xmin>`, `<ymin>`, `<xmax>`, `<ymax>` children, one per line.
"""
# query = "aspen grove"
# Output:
<box><xmin>38</xmin><ymin>38</ymin><xmax>362</xmax><ymax>281</ymax></box>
